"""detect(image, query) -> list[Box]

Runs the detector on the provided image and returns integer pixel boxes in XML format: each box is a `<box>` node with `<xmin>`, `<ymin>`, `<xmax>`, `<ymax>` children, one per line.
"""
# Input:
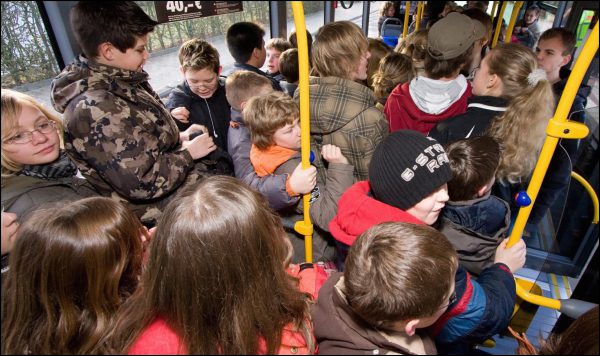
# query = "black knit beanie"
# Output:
<box><xmin>369</xmin><ymin>130</ymin><xmax>452</xmax><ymax>210</ymax></box>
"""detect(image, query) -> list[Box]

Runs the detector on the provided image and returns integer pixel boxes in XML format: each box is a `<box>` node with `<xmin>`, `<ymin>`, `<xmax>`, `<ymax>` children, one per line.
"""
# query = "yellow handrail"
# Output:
<box><xmin>505</xmin><ymin>1</ymin><xmax>524</xmax><ymax>43</ymax></box>
<box><xmin>403</xmin><ymin>1</ymin><xmax>411</xmax><ymax>38</ymax></box>
<box><xmin>291</xmin><ymin>2</ymin><xmax>314</xmax><ymax>262</ymax></box>
<box><xmin>571</xmin><ymin>172</ymin><xmax>599</xmax><ymax>224</ymax></box>
<box><xmin>507</xmin><ymin>22</ymin><xmax>598</xmax><ymax>315</ymax></box>
<box><xmin>491</xmin><ymin>1</ymin><xmax>507</xmax><ymax>48</ymax></box>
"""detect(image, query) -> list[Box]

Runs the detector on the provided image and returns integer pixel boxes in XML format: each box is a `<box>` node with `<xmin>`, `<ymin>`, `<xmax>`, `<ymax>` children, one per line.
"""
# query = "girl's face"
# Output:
<box><xmin>2</xmin><ymin>102</ymin><xmax>60</xmax><ymax>166</ymax></box>
<box><xmin>471</xmin><ymin>54</ymin><xmax>492</xmax><ymax>96</ymax></box>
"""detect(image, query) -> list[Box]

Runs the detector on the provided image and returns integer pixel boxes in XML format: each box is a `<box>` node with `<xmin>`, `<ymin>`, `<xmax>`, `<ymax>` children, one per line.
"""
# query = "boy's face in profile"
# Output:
<box><xmin>273</xmin><ymin>118</ymin><xmax>301</xmax><ymax>150</ymax></box>
<box><xmin>266</xmin><ymin>48</ymin><xmax>282</xmax><ymax>74</ymax></box>
<box><xmin>110</xmin><ymin>34</ymin><xmax>149</xmax><ymax>72</ymax></box>
<box><xmin>406</xmin><ymin>184</ymin><xmax>449</xmax><ymax>225</ymax></box>
<box><xmin>183</xmin><ymin>67</ymin><xmax>220</xmax><ymax>99</ymax></box>
<box><xmin>536</xmin><ymin>37</ymin><xmax>570</xmax><ymax>76</ymax></box>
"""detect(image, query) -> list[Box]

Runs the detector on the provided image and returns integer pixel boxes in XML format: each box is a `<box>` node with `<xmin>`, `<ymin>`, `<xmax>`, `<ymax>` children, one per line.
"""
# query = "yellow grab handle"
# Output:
<box><xmin>506</xmin><ymin>22</ymin><xmax>598</xmax><ymax>311</ymax></box>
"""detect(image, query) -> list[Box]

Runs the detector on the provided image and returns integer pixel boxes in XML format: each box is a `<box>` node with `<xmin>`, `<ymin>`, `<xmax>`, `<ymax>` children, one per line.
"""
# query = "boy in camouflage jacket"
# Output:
<box><xmin>51</xmin><ymin>2</ymin><xmax>225</xmax><ymax>225</ymax></box>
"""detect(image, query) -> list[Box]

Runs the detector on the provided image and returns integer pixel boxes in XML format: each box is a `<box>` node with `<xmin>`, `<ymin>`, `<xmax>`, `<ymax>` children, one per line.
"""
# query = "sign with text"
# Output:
<box><xmin>154</xmin><ymin>1</ymin><xmax>243</xmax><ymax>23</ymax></box>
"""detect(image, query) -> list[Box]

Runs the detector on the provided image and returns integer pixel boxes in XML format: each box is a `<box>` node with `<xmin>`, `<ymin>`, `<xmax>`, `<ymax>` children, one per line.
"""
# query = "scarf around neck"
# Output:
<box><xmin>19</xmin><ymin>150</ymin><xmax>78</xmax><ymax>180</ymax></box>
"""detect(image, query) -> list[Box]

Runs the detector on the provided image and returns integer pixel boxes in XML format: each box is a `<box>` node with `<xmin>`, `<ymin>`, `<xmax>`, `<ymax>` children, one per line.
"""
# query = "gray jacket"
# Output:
<box><xmin>2</xmin><ymin>175</ymin><xmax>98</xmax><ymax>219</ymax></box>
<box><xmin>227</xmin><ymin>109</ymin><xmax>298</xmax><ymax>210</ymax></box>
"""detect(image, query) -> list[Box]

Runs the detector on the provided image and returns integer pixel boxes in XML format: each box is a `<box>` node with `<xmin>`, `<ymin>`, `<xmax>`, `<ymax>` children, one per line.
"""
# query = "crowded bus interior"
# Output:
<box><xmin>1</xmin><ymin>1</ymin><xmax>598</xmax><ymax>354</ymax></box>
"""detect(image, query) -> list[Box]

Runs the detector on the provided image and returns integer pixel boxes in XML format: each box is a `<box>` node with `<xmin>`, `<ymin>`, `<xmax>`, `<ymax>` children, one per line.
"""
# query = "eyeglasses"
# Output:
<box><xmin>439</xmin><ymin>290</ymin><xmax>457</xmax><ymax>310</ymax></box>
<box><xmin>3</xmin><ymin>120</ymin><xmax>56</xmax><ymax>145</ymax></box>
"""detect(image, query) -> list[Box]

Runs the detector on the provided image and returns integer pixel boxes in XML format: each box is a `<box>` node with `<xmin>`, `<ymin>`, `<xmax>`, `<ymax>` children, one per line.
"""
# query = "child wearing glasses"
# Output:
<box><xmin>166</xmin><ymin>38</ymin><xmax>231</xmax><ymax>152</ymax></box>
<box><xmin>1</xmin><ymin>89</ymin><xmax>99</xmax><ymax>280</ymax></box>
<box><xmin>1</xmin><ymin>89</ymin><xmax>98</xmax><ymax>220</ymax></box>
<box><xmin>313</xmin><ymin>222</ymin><xmax>458</xmax><ymax>354</ymax></box>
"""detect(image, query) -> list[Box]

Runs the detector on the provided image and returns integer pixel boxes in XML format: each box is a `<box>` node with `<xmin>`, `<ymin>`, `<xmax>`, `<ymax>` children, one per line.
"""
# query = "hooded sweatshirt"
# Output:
<box><xmin>385</xmin><ymin>75</ymin><xmax>472</xmax><ymax>134</ymax></box>
<box><xmin>329</xmin><ymin>181</ymin><xmax>517</xmax><ymax>351</ymax></box>
<box><xmin>302</xmin><ymin>76</ymin><xmax>389</xmax><ymax>182</ymax></box>
<box><xmin>312</xmin><ymin>273</ymin><xmax>437</xmax><ymax>355</ymax></box>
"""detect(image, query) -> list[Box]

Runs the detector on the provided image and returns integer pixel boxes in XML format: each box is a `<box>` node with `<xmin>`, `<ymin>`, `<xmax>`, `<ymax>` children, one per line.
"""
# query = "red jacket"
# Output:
<box><xmin>384</xmin><ymin>82</ymin><xmax>472</xmax><ymax>134</ymax></box>
<box><xmin>329</xmin><ymin>181</ymin><xmax>423</xmax><ymax>246</ymax></box>
<box><xmin>128</xmin><ymin>316</ymin><xmax>313</xmax><ymax>355</ymax></box>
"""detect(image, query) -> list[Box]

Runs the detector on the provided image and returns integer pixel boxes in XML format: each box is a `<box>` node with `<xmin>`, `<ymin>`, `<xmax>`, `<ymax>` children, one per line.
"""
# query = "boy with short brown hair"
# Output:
<box><xmin>265</xmin><ymin>38</ymin><xmax>292</xmax><ymax>82</ymax></box>
<box><xmin>313</xmin><ymin>222</ymin><xmax>457</xmax><ymax>354</ymax></box>
<box><xmin>439</xmin><ymin>136</ymin><xmax>511</xmax><ymax>275</ymax></box>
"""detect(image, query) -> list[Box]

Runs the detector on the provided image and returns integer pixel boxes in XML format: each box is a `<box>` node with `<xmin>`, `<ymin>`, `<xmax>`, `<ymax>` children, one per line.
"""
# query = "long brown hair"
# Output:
<box><xmin>111</xmin><ymin>176</ymin><xmax>313</xmax><ymax>354</ymax></box>
<box><xmin>1</xmin><ymin>197</ymin><xmax>144</xmax><ymax>354</ymax></box>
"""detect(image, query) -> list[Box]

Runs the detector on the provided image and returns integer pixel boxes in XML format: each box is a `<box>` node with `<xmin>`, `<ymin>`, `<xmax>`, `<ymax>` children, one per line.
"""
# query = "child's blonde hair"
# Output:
<box><xmin>243</xmin><ymin>92</ymin><xmax>299</xmax><ymax>150</ymax></box>
<box><xmin>372</xmin><ymin>52</ymin><xmax>414</xmax><ymax>100</ymax></box>
<box><xmin>485</xmin><ymin>43</ymin><xmax>555</xmax><ymax>184</ymax></box>
<box><xmin>1</xmin><ymin>89</ymin><xmax>64</xmax><ymax>176</ymax></box>
<box><xmin>396</xmin><ymin>29</ymin><xmax>428</xmax><ymax>76</ymax></box>
<box><xmin>177</xmin><ymin>38</ymin><xmax>220</xmax><ymax>73</ymax></box>
<box><xmin>225</xmin><ymin>71</ymin><xmax>273</xmax><ymax>111</ymax></box>
<box><xmin>312</xmin><ymin>21</ymin><xmax>369</xmax><ymax>79</ymax></box>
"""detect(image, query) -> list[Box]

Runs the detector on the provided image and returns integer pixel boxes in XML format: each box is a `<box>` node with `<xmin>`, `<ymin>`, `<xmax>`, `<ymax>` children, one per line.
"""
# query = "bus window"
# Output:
<box><xmin>136</xmin><ymin>1</ymin><xmax>271</xmax><ymax>96</ymax></box>
<box><xmin>1</xmin><ymin>2</ymin><xmax>61</xmax><ymax>96</ymax></box>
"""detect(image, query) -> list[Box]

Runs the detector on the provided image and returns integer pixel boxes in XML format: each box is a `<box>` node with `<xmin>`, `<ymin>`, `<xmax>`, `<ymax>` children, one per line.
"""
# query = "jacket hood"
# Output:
<box><xmin>51</xmin><ymin>55</ymin><xmax>150</xmax><ymax>114</ymax></box>
<box><xmin>386</xmin><ymin>80</ymin><xmax>472</xmax><ymax>130</ymax></box>
<box><xmin>409</xmin><ymin>75</ymin><xmax>469</xmax><ymax>115</ymax></box>
<box><xmin>329</xmin><ymin>181</ymin><xmax>423</xmax><ymax>246</ymax></box>
<box><xmin>442</xmin><ymin>193</ymin><xmax>510</xmax><ymax>238</ymax></box>
<box><xmin>308</xmin><ymin>76</ymin><xmax>378</xmax><ymax>134</ymax></box>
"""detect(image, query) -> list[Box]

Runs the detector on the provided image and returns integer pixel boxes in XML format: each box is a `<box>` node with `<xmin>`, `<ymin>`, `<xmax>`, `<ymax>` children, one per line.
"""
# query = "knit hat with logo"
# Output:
<box><xmin>369</xmin><ymin>130</ymin><xmax>452</xmax><ymax>210</ymax></box>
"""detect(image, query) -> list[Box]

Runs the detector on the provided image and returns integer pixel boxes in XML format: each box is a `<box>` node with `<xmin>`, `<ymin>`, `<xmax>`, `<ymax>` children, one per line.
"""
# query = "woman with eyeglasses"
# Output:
<box><xmin>1</xmin><ymin>89</ymin><xmax>98</xmax><ymax>225</ymax></box>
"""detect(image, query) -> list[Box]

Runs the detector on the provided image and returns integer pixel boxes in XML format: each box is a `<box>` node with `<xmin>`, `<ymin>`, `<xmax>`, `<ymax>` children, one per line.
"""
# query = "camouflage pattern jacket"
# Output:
<box><xmin>51</xmin><ymin>55</ymin><xmax>209</xmax><ymax>223</ymax></box>
<box><xmin>299</xmin><ymin>77</ymin><xmax>388</xmax><ymax>182</ymax></box>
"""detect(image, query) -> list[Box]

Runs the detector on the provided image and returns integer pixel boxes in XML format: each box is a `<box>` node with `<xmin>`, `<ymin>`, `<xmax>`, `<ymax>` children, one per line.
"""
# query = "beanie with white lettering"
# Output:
<box><xmin>369</xmin><ymin>130</ymin><xmax>452</xmax><ymax>210</ymax></box>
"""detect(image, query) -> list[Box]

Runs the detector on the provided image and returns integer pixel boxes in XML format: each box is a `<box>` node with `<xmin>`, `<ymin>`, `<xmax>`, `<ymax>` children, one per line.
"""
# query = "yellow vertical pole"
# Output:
<box><xmin>505</xmin><ymin>1</ymin><xmax>524</xmax><ymax>43</ymax></box>
<box><xmin>415</xmin><ymin>2</ymin><xmax>422</xmax><ymax>32</ymax></box>
<box><xmin>491</xmin><ymin>1</ymin><xmax>508</xmax><ymax>48</ymax></box>
<box><xmin>291</xmin><ymin>2</ymin><xmax>314</xmax><ymax>262</ymax></box>
<box><xmin>507</xmin><ymin>22</ymin><xmax>598</xmax><ymax>310</ymax></box>
<box><xmin>403</xmin><ymin>1</ymin><xmax>411</xmax><ymax>38</ymax></box>
<box><xmin>490</xmin><ymin>1</ymin><xmax>498</xmax><ymax>21</ymax></box>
